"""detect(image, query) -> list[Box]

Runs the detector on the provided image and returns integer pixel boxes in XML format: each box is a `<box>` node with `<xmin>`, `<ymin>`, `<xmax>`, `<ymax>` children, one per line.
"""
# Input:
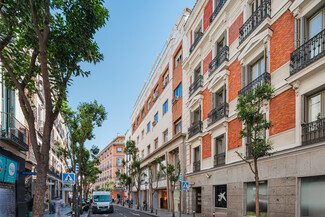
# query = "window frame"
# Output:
<box><xmin>174</xmin><ymin>83</ymin><xmax>182</xmax><ymax>98</ymax></box>
<box><xmin>175</xmin><ymin>49</ymin><xmax>182</xmax><ymax>68</ymax></box>
<box><xmin>147</xmin><ymin>122</ymin><xmax>151</xmax><ymax>133</ymax></box>
<box><xmin>215</xmin><ymin>184</ymin><xmax>227</xmax><ymax>208</ymax></box>
<box><xmin>154</xmin><ymin>112</ymin><xmax>159</xmax><ymax>123</ymax></box>
<box><xmin>163</xmin><ymin>100</ymin><xmax>169</xmax><ymax>115</ymax></box>
<box><xmin>175</xmin><ymin>120</ymin><xmax>182</xmax><ymax>134</ymax></box>
<box><xmin>116</xmin><ymin>147</ymin><xmax>123</xmax><ymax>153</ymax></box>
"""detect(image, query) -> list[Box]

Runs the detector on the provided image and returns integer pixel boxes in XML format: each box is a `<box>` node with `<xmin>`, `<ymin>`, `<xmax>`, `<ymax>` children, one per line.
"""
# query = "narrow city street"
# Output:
<box><xmin>89</xmin><ymin>205</ymin><xmax>154</xmax><ymax>217</ymax></box>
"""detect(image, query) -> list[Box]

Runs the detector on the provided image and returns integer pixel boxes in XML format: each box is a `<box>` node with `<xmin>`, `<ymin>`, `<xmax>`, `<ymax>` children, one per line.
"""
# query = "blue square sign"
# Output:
<box><xmin>63</xmin><ymin>173</ymin><xmax>75</xmax><ymax>185</ymax></box>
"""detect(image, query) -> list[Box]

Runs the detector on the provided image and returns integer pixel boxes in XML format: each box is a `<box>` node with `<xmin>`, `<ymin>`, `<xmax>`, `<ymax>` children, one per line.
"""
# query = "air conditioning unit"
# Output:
<box><xmin>152</xmin><ymin>120</ymin><xmax>157</xmax><ymax>126</ymax></box>
<box><xmin>172</xmin><ymin>96</ymin><xmax>180</xmax><ymax>104</ymax></box>
<box><xmin>152</xmin><ymin>92</ymin><xmax>158</xmax><ymax>102</ymax></box>
<box><xmin>162</xmin><ymin>77</ymin><xmax>168</xmax><ymax>89</ymax></box>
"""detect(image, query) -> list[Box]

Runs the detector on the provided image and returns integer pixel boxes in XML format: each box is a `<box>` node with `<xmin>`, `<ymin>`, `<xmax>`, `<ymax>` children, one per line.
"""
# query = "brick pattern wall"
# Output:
<box><xmin>202</xmin><ymin>134</ymin><xmax>212</xmax><ymax>159</ymax></box>
<box><xmin>172</xmin><ymin>43</ymin><xmax>183</xmax><ymax>130</ymax></box>
<box><xmin>270</xmin><ymin>89</ymin><xmax>296</xmax><ymax>136</ymax></box>
<box><xmin>202</xmin><ymin>88</ymin><xmax>211</xmax><ymax>121</ymax></box>
<box><xmin>229</xmin><ymin>13</ymin><xmax>243</xmax><ymax>46</ymax></box>
<box><xmin>203</xmin><ymin>51</ymin><xmax>212</xmax><ymax>75</ymax></box>
<box><xmin>228</xmin><ymin>118</ymin><xmax>242</xmax><ymax>150</ymax></box>
<box><xmin>203</xmin><ymin>0</ymin><xmax>213</xmax><ymax>32</ymax></box>
<box><xmin>270</xmin><ymin>10</ymin><xmax>295</xmax><ymax>73</ymax></box>
<box><xmin>228</xmin><ymin>59</ymin><xmax>242</xmax><ymax>102</ymax></box>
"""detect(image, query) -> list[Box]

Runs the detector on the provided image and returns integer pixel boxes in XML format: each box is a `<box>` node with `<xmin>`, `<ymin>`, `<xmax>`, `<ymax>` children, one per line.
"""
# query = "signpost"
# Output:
<box><xmin>182</xmin><ymin>182</ymin><xmax>189</xmax><ymax>191</ymax></box>
<box><xmin>62</xmin><ymin>173</ymin><xmax>75</xmax><ymax>185</ymax></box>
<box><xmin>75</xmin><ymin>163</ymin><xmax>79</xmax><ymax>217</ymax></box>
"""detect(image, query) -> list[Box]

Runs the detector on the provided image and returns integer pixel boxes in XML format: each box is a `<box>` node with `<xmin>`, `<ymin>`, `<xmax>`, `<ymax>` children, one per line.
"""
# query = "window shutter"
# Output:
<box><xmin>295</xmin><ymin>18</ymin><xmax>301</xmax><ymax>48</ymax></box>
<box><xmin>191</xmin><ymin>111</ymin><xmax>194</xmax><ymax>125</ymax></box>
<box><xmin>224</xmin><ymin>30</ymin><xmax>227</xmax><ymax>46</ymax></box>
<box><xmin>264</xmin><ymin>46</ymin><xmax>267</xmax><ymax>73</ymax></box>
<box><xmin>242</xmin><ymin>65</ymin><xmax>247</xmax><ymax>87</ymax></box>
<box><xmin>223</xmin><ymin>84</ymin><xmax>227</xmax><ymax>104</ymax></box>
<box><xmin>301</xmin><ymin>17</ymin><xmax>307</xmax><ymax>43</ymax></box>
<box><xmin>212</xmin><ymin>92</ymin><xmax>216</xmax><ymax>110</ymax></box>
<box><xmin>199</xmin><ymin>105</ymin><xmax>202</xmax><ymax>121</ymax></box>
<box><xmin>302</xmin><ymin>95</ymin><xmax>308</xmax><ymax>123</ymax></box>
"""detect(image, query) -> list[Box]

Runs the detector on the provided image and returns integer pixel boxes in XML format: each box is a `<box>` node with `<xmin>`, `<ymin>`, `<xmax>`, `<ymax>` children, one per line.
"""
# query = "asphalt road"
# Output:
<box><xmin>89</xmin><ymin>205</ymin><xmax>154</xmax><ymax>217</ymax></box>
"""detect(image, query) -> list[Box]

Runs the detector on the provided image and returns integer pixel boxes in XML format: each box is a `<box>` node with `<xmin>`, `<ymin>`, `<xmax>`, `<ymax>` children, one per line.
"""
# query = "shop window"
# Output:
<box><xmin>246</xmin><ymin>181</ymin><xmax>268</xmax><ymax>216</ymax></box>
<box><xmin>215</xmin><ymin>185</ymin><xmax>227</xmax><ymax>208</ymax></box>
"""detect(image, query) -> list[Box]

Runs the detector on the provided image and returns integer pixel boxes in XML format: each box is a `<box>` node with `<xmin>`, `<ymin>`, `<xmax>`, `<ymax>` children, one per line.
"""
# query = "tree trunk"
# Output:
<box><xmin>254</xmin><ymin>158</ymin><xmax>260</xmax><ymax>217</ymax></box>
<box><xmin>32</xmin><ymin>160</ymin><xmax>49</xmax><ymax>217</ymax></box>
<box><xmin>137</xmin><ymin>190</ymin><xmax>140</xmax><ymax>210</ymax></box>
<box><xmin>72</xmin><ymin>184</ymin><xmax>76</xmax><ymax>212</ymax></box>
<box><xmin>171</xmin><ymin>191</ymin><xmax>174</xmax><ymax>217</ymax></box>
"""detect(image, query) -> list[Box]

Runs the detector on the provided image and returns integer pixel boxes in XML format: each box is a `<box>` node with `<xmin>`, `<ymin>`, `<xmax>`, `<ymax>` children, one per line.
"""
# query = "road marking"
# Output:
<box><xmin>130</xmin><ymin>212</ymin><xmax>140</xmax><ymax>216</ymax></box>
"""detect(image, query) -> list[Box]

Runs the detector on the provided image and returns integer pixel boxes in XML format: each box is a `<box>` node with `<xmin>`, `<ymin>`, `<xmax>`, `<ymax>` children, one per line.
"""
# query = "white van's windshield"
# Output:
<box><xmin>93</xmin><ymin>195</ymin><xmax>111</xmax><ymax>202</ymax></box>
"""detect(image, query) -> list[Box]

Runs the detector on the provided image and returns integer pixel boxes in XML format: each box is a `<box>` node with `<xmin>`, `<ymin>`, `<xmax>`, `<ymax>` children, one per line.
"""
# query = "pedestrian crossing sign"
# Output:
<box><xmin>63</xmin><ymin>173</ymin><xmax>75</xmax><ymax>185</ymax></box>
<box><xmin>182</xmin><ymin>181</ymin><xmax>189</xmax><ymax>190</ymax></box>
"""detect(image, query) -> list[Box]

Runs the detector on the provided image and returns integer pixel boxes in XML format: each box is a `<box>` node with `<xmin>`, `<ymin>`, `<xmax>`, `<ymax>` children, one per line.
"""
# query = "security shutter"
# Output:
<box><xmin>242</xmin><ymin>65</ymin><xmax>248</xmax><ymax>87</ymax></box>
<box><xmin>211</xmin><ymin>92</ymin><xmax>216</xmax><ymax>110</ymax></box>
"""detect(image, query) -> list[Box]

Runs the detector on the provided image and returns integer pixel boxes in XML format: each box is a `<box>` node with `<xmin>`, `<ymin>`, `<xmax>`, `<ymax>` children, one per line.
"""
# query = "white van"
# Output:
<box><xmin>91</xmin><ymin>191</ymin><xmax>114</xmax><ymax>214</ymax></box>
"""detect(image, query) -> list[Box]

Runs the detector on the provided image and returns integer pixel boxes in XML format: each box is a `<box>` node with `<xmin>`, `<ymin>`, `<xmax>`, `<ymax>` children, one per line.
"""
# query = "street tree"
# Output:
<box><xmin>0</xmin><ymin>1</ymin><xmax>108</xmax><ymax>216</ymax></box>
<box><xmin>125</xmin><ymin>140</ymin><xmax>144</xmax><ymax>209</ymax></box>
<box><xmin>147</xmin><ymin>159</ymin><xmax>161</xmax><ymax>213</ymax></box>
<box><xmin>236</xmin><ymin>83</ymin><xmax>274</xmax><ymax>217</ymax></box>
<box><xmin>116</xmin><ymin>159</ymin><xmax>132</xmax><ymax>206</ymax></box>
<box><xmin>102</xmin><ymin>179</ymin><xmax>115</xmax><ymax>192</ymax></box>
<box><xmin>158</xmin><ymin>159</ymin><xmax>181</xmax><ymax>217</ymax></box>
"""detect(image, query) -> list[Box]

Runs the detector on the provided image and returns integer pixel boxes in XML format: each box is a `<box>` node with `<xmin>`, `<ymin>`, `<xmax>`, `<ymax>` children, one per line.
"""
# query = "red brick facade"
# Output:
<box><xmin>228</xmin><ymin>59</ymin><xmax>241</xmax><ymax>102</ymax></box>
<box><xmin>203</xmin><ymin>0</ymin><xmax>213</xmax><ymax>32</ymax></box>
<box><xmin>270</xmin><ymin>89</ymin><xmax>296</xmax><ymax>136</ymax></box>
<box><xmin>228</xmin><ymin>119</ymin><xmax>242</xmax><ymax>150</ymax></box>
<box><xmin>270</xmin><ymin>10</ymin><xmax>295</xmax><ymax>73</ymax></box>
<box><xmin>203</xmin><ymin>51</ymin><xmax>212</xmax><ymax>75</ymax></box>
<box><xmin>202</xmin><ymin>134</ymin><xmax>212</xmax><ymax>159</ymax></box>
<box><xmin>202</xmin><ymin>88</ymin><xmax>211</xmax><ymax>121</ymax></box>
<box><xmin>229</xmin><ymin>13</ymin><xmax>243</xmax><ymax>46</ymax></box>
<box><xmin>173</xmin><ymin>42</ymin><xmax>183</xmax><ymax>134</ymax></box>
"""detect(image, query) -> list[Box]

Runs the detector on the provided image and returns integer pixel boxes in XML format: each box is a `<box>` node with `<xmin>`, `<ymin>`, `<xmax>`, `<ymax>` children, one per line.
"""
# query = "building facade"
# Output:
<box><xmin>129</xmin><ymin>9</ymin><xmax>191</xmax><ymax>212</ymax></box>
<box><xmin>95</xmin><ymin>135</ymin><xmax>126</xmax><ymax>200</ymax></box>
<box><xmin>128</xmin><ymin>0</ymin><xmax>325</xmax><ymax>216</ymax></box>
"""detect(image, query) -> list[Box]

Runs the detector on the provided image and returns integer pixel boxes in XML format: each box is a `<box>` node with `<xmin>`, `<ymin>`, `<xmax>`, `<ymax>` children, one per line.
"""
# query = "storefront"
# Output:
<box><xmin>0</xmin><ymin>148</ymin><xmax>26</xmax><ymax>217</ymax></box>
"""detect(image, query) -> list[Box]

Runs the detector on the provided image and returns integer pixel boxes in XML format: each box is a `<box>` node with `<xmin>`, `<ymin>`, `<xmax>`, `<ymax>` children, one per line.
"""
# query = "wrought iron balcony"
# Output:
<box><xmin>238</xmin><ymin>72</ymin><xmax>271</xmax><ymax>96</ymax></box>
<box><xmin>214</xmin><ymin>153</ymin><xmax>225</xmax><ymax>167</ymax></box>
<box><xmin>190</xmin><ymin>32</ymin><xmax>204</xmax><ymax>53</ymax></box>
<box><xmin>290</xmin><ymin>29</ymin><xmax>325</xmax><ymax>75</ymax></box>
<box><xmin>0</xmin><ymin>112</ymin><xmax>29</xmax><ymax>151</ymax></box>
<box><xmin>193</xmin><ymin>160</ymin><xmax>200</xmax><ymax>172</ymax></box>
<box><xmin>239</xmin><ymin>0</ymin><xmax>271</xmax><ymax>44</ymax></box>
<box><xmin>188</xmin><ymin>121</ymin><xmax>202</xmax><ymax>138</ymax></box>
<box><xmin>209</xmin><ymin>0</ymin><xmax>227</xmax><ymax>23</ymax></box>
<box><xmin>209</xmin><ymin>46</ymin><xmax>229</xmax><ymax>76</ymax></box>
<box><xmin>302</xmin><ymin>118</ymin><xmax>325</xmax><ymax>146</ymax></box>
<box><xmin>189</xmin><ymin>75</ymin><xmax>203</xmax><ymax>96</ymax></box>
<box><xmin>208</xmin><ymin>103</ymin><xmax>229</xmax><ymax>126</ymax></box>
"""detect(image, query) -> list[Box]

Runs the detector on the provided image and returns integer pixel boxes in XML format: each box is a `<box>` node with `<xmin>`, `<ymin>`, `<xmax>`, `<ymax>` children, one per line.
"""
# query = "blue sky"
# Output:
<box><xmin>68</xmin><ymin>0</ymin><xmax>197</xmax><ymax>151</ymax></box>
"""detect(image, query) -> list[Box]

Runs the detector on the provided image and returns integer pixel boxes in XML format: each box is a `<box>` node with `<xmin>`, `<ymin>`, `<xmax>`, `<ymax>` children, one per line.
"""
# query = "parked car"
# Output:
<box><xmin>91</xmin><ymin>191</ymin><xmax>114</xmax><ymax>214</ymax></box>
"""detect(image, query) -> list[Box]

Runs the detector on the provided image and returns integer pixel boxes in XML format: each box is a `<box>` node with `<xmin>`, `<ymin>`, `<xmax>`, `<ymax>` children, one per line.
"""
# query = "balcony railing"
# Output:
<box><xmin>0</xmin><ymin>112</ymin><xmax>29</xmax><ymax>151</ymax></box>
<box><xmin>188</xmin><ymin>121</ymin><xmax>202</xmax><ymax>138</ymax></box>
<box><xmin>208</xmin><ymin>103</ymin><xmax>229</xmax><ymax>126</ymax></box>
<box><xmin>238</xmin><ymin>72</ymin><xmax>271</xmax><ymax>96</ymax></box>
<box><xmin>214</xmin><ymin>153</ymin><xmax>225</xmax><ymax>167</ymax></box>
<box><xmin>193</xmin><ymin>160</ymin><xmax>201</xmax><ymax>172</ymax></box>
<box><xmin>239</xmin><ymin>0</ymin><xmax>271</xmax><ymax>44</ymax></box>
<box><xmin>190</xmin><ymin>32</ymin><xmax>204</xmax><ymax>53</ymax></box>
<box><xmin>209</xmin><ymin>46</ymin><xmax>229</xmax><ymax>76</ymax></box>
<box><xmin>189</xmin><ymin>75</ymin><xmax>203</xmax><ymax>96</ymax></box>
<box><xmin>209</xmin><ymin>0</ymin><xmax>227</xmax><ymax>23</ymax></box>
<box><xmin>290</xmin><ymin>29</ymin><xmax>325</xmax><ymax>75</ymax></box>
<box><xmin>302</xmin><ymin>118</ymin><xmax>325</xmax><ymax>146</ymax></box>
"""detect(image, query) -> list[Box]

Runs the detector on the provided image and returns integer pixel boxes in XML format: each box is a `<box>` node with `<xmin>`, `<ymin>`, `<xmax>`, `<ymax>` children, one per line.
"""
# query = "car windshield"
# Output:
<box><xmin>94</xmin><ymin>195</ymin><xmax>111</xmax><ymax>202</ymax></box>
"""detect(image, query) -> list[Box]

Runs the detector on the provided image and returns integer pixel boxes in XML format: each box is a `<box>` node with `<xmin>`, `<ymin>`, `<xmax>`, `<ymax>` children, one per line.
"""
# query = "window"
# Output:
<box><xmin>133</xmin><ymin>123</ymin><xmax>135</xmax><ymax>131</ymax></box>
<box><xmin>175</xmin><ymin>120</ymin><xmax>182</xmax><ymax>134</ymax></box>
<box><xmin>214</xmin><ymin>135</ymin><xmax>226</xmax><ymax>167</ymax></box>
<box><xmin>141</xmin><ymin>150</ymin><xmax>144</xmax><ymax>159</ymax></box>
<box><xmin>308</xmin><ymin>90</ymin><xmax>325</xmax><ymax>122</ymax></box>
<box><xmin>141</xmin><ymin>130</ymin><xmax>144</xmax><ymax>139</ymax></box>
<box><xmin>175</xmin><ymin>50</ymin><xmax>182</xmax><ymax>68</ymax></box>
<box><xmin>163</xmin><ymin>130</ymin><xmax>168</xmax><ymax>143</ymax></box>
<box><xmin>194</xmin><ymin>24</ymin><xmax>202</xmax><ymax>41</ymax></box>
<box><xmin>154</xmin><ymin>112</ymin><xmax>159</xmax><ymax>123</ymax></box>
<box><xmin>137</xmin><ymin>136</ymin><xmax>139</xmax><ymax>145</ymax></box>
<box><xmin>308</xmin><ymin>9</ymin><xmax>324</xmax><ymax>39</ymax></box>
<box><xmin>215</xmin><ymin>185</ymin><xmax>227</xmax><ymax>208</ymax></box>
<box><xmin>194</xmin><ymin>146</ymin><xmax>200</xmax><ymax>162</ymax></box>
<box><xmin>110</xmin><ymin>159</ymin><xmax>112</xmax><ymax>167</ymax></box>
<box><xmin>147</xmin><ymin>145</ymin><xmax>151</xmax><ymax>155</ymax></box>
<box><xmin>154</xmin><ymin>138</ymin><xmax>158</xmax><ymax>149</ymax></box>
<box><xmin>162</xmin><ymin>72</ymin><xmax>169</xmax><ymax>88</ymax></box>
<box><xmin>212</xmin><ymin>86</ymin><xmax>226</xmax><ymax>109</ymax></box>
<box><xmin>191</xmin><ymin>107</ymin><xmax>201</xmax><ymax>125</ymax></box>
<box><xmin>137</xmin><ymin>116</ymin><xmax>140</xmax><ymax>125</ymax></box>
<box><xmin>116</xmin><ymin>147</ymin><xmax>123</xmax><ymax>153</ymax></box>
<box><xmin>147</xmin><ymin>122</ymin><xmax>151</xmax><ymax>133</ymax></box>
<box><xmin>246</xmin><ymin>181</ymin><xmax>268</xmax><ymax>216</ymax></box>
<box><xmin>110</xmin><ymin>149</ymin><xmax>112</xmax><ymax>155</ymax></box>
<box><xmin>194</xmin><ymin>65</ymin><xmax>201</xmax><ymax>81</ymax></box>
<box><xmin>163</xmin><ymin>100</ymin><xmax>169</xmax><ymax>115</ymax></box>
<box><xmin>116</xmin><ymin>168</ymin><xmax>123</xmax><ymax>177</ymax></box>
<box><xmin>147</xmin><ymin>99</ymin><xmax>151</xmax><ymax>110</ymax></box>
<box><xmin>300</xmin><ymin>176</ymin><xmax>325</xmax><ymax>216</ymax></box>
<box><xmin>141</xmin><ymin>108</ymin><xmax>145</xmax><ymax>119</ymax></box>
<box><xmin>174</xmin><ymin>83</ymin><xmax>182</xmax><ymax>98</ymax></box>
<box><xmin>116</xmin><ymin>158</ymin><xmax>122</xmax><ymax>166</ymax></box>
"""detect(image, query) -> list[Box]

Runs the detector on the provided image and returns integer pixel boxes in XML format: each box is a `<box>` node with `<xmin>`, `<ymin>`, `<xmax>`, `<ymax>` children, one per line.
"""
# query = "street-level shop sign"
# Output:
<box><xmin>63</xmin><ymin>173</ymin><xmax>75</xmax><ymax>185</ymax></box>
<box><xmin>0</xmin><ymin>154</ymin><xmax>19</xmax><ymax>184</ymax></box>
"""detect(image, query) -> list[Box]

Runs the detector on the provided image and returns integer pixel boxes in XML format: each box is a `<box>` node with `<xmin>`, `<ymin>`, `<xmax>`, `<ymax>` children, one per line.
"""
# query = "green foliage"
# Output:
<box><xmin>102</xmin><ymin>179</ymin><xmax>115</xmax><ymax>192</ymax></box>
<box><xmin>236</xmin><ymin>83</ymin><xmax>274</xmax><ymax>160</ymax></box>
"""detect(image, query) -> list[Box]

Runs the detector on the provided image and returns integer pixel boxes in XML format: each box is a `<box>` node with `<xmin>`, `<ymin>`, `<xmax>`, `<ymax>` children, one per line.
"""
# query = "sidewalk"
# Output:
<box><xmin>43</xmin><ymin>205</ymin><xmax>89</xmax><ymax>217</ymax></box>
<box><xmin>115</xmin><ymin>204</ymin><xmax>201</xmax><ymax>217</ymax></box>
